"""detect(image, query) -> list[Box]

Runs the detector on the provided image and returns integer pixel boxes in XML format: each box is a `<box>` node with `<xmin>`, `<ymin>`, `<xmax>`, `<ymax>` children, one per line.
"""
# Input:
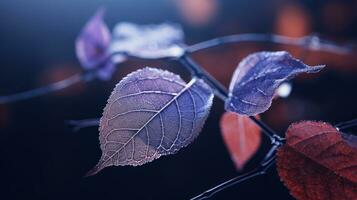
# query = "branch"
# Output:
<box><xmin>187</xmin><ymin>33</ymin><xmax>353</xmax><ymax>55</ymax></box>
<box><xmin>178</xmin><ymin>53</ymin><xmax>285</xmax><ymax>199</ymax></box>
<box><xmin>190</xmin><ymin>143</ymin><xmax>280</xmax><ymax>200</ymax></box>
<box><xmin>0</xmin><ymin>72</ymin><xmax>95</xmax><ymax>104</ymax></box>
<box><xmin>335</xmin><ymin>118</ymin><xmax>357</xmax><ymax>131</ymax></box>
<box><xmin>66</xmin><ymin>118</ymin><xmax>100</xmax><ymax>132</ymax></box>
<box><xmin>177</xmin><ymin>54</ymin><xmax>281</xmax><ymax>143</ymax></box>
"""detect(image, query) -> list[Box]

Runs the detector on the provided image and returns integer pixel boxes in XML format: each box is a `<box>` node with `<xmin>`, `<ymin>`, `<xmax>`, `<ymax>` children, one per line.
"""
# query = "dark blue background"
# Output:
<box><xmin>0</xmin><ymin>0</ymin><xmax>356</xmax><ymax>199</ymax></box>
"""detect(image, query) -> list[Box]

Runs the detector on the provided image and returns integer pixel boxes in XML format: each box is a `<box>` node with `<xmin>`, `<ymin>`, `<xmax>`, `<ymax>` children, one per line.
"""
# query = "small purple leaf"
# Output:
<box><xmin>225</xmin><ymin>51</ymin><xmax>325</xmax><ymax>116</ymax></box>
<box><xmin>87</xmin><ymin>67</ymin><xmax>213</xmax><ymax>176</ymax></box>
<box><xmin>109</xmin><ymin>23</ymin><xmax>185</xmax><ymax>59</ymax></box>
<box><xmin>76</xmin><ymin>8</ymin><xmax>115</xmax><ymax>80</ymax></box>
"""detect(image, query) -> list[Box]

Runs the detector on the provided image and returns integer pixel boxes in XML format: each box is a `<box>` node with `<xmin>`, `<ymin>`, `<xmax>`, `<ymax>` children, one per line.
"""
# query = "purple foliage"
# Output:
<box><xmin>110</xmin><ymin>22</ymin><xmax>185</xmax><ymax>59</ymax></box>
<box><xmin>75</xmin><ymin>8</ymin><xmax>114</xmax><ymax>80</ymax></box>
<box><xmin>225</xmin><ymin>51</ymin><xmax>325</xmax><ymax>116</ymax></box>
<box><xmin>87</xmin><ymin>67</ymin><xmax>213</xmax><ymax>176</ymax></box>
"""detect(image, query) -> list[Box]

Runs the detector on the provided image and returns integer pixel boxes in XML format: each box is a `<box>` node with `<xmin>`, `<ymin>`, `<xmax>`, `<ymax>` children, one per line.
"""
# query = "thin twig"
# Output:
<box><xmin>335</xmin><ymin>118</ymin><xmax>357</xmax><ymax>131</ymax></box>
<box><xmin>178</xmin><ymin>54</ymin><xmax>227</xmax><ymax>100</ymax></box>
<box><xmin>187</xmin><ymin>33</ymin><xmax>352</xmax><ymax>54</ymax></box>
<box><xmin>0</xmin><ymin>72</ymin><xmax>96</xmax><ymax>104</ymax></box>
<box><xmin>190</xmin><ymin>144</ymin><xmax>279</xmax><ymax>200</ymax></box>
<box><xmin>66</xmin><ymin>118</ymin><xmax>100</xmax><ymax>132</ymax></box>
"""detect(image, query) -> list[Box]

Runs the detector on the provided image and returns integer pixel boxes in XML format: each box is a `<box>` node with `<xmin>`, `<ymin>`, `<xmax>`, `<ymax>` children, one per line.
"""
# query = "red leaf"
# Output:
<box><xmin>277</xmin><ymin>121</ymin><xmax>357</xmax><ymax>200</ymax></box>
<box><xmin>220</xmin><ymin>112</ymin><xmax>261</xmax><ymax>171</ymax></box>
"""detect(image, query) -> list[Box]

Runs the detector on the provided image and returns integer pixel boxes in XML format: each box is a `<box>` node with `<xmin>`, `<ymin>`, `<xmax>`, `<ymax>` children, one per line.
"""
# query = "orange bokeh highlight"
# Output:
<box><xmin>175</xmin><ymin>0</ymin><xmax>219</xmax><ymax>26</ymax></box>
<box><xmin>322</xmin><ymin>2</ymin><xmax>353</xmax><ymax>33</ymax></box>
<box><xmin>275</xmin><ymin>3</ymin><xmax>311</xmax><ymax>38</ymax></box>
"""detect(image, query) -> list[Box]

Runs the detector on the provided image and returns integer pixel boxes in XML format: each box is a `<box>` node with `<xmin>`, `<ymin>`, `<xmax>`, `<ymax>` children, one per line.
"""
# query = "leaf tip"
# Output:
<box><xmin>75</xmin><ymin>7</ymin><xmax>111</xmax><ymax>71</ymax></box>
<box><xmin>310</xmin><ymin>64</ymin><xmax>326</xmax><ymax>73</ymax></box>
<box><xmin>85</xmin><ymin>164</ymin><xmax>103</xmax><ymax>177</ymax></box>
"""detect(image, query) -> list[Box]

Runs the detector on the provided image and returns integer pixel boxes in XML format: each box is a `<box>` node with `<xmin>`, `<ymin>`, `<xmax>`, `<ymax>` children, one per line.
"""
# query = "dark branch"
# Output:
<box><xmin>335</xmin><ymin>118</ymin><xmax>357</xmax><ymax>131</ymax></box>
<box><xmin>66</xmin><ymin>118</ymin><xmax>100</xmax><ymax>132</ymax></box>
<box><xmin>177</xmin><ymin>54</ymin><xmax>280</xmax><ymax>142</ymax></box>
<box><xmin>190</xmin><ymin>143</ymin><xmax>280</xmax><ymax>200</ymax></box>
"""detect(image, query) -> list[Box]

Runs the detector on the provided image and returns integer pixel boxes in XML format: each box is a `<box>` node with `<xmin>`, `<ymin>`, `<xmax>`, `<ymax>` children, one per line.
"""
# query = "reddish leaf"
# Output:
<box><xmin>220</xmin><ymin>112</ymin><xmax>261</xmax><ymax>170</ymax></box>
<box><xmin>277</xmin><ymin>121</ymin><xmax>357</xmax><ymax>200</ymax></box>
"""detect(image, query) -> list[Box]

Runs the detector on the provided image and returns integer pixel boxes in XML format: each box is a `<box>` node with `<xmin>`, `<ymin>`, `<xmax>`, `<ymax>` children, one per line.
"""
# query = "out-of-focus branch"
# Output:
<box><xmin>187</xmin><ymin>33</ymin><xmax>353</xmax><ymax>55</ymax></box>
<box><xmin>66</xmin><ymin>118</ymin><xmax>100</xmax><ymax>132</ymax></box>
<box><xmin>0</xmin><ymin>72</ymin><xmax>95</xmax><ymax>104</ymax></box>
<box><xmin>335</xmin><ymin>118</ymin><xmax>357</xmax><ymax>131</ymax></box>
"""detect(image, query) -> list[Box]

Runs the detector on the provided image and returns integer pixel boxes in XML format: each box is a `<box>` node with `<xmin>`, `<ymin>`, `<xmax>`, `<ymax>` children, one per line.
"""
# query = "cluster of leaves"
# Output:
<box><xmin>76</xmin><ymin>9</ymin><xmax>325</xmax><ymax>175</ymax></box>
<box><xmin>73</xmin><ymin>8</ymin><xmax>357</xmax><ymax>200</ymax></box>
<box><xmin>72</xmin><ymin>8</ymin><xmax>357</xmax><ymax>200</ymax></box>
<box><xmin>1</xmin><ymin>7</ymin><xmax>356</xmax><ymax>200</ymax></box>
<box><xmin>76</xmin><ymin>8</ymin><xmax>185</xmax><ymax>80</ymax></box>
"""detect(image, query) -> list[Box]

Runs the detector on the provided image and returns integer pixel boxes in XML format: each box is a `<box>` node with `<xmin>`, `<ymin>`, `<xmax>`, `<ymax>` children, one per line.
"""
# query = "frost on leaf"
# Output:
<box><xmin>87</xmin><ymin>67</ymin><xmax>213</xmax><ymax>176</ymax></box>
<box><xmin>225</xmin><ymin>51</ymin><xmax>325</xmax><ymax>116</ymax></box>
<box><xmin>75</xmin><ymin>8</ymin><xmax>115</xmax><ymax>80</ymax></box>
<box><xmin>220</xmin><ymin>112</ymin><xmax>261</xmax><ymax>171</ymax></box>
<box><xmin>277</xmin><ymin>121</ymin><xmax>357</xmax><ymax>200</ymax></box>
<box><xmin>109</xmin><ymin>22</ymin><xmax>185</xmax><ymax>59</ymax></box>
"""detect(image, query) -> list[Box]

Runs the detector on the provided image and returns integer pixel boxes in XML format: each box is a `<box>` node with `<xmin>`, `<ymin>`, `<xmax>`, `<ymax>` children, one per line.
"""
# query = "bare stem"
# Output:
<box><xmin>0</xmin><ymin>72</ymin><xmax>95</xmax><ymax>104</ymax></box>
<box><xmin>335</xmin><ymin>118</ymin><xmax>357</xmax><ymax>131</ymax></box>
<box><xmin>66</xmin><ymin>118</ymin><xmax>100</xmax><ymax>132</ymax></box>
<box><xmin>187</xmin><ymin>33</ymin><xmax>353</xmax><ymax>55</ymax></box>
<box><xmin>177</xmin><ymin>54</ymin><xmax>280</xmax><ymax>142</ymax></box>
<box><xmin>178</xmin><ymin>53</ymin><xmax>285</xmax><ymax>199</ymax></box>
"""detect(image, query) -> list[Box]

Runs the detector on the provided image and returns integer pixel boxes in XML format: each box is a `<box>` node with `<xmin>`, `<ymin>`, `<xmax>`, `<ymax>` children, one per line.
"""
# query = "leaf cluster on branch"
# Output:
<box><xmin>1</xmin><ymin>8</ymin><xmax>356</xmax><ymax>200</ymax></box>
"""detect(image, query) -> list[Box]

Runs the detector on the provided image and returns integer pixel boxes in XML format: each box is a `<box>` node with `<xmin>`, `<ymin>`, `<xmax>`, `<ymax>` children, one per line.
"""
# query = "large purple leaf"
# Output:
<box><xmin>75</xmin><ymin>8</ymin><xmax>115</xmax><ymax>80</ymax></box>
<box><xmin>109</xmin><ymin>22</ymin><xmax>185</xmax><ymax>59</ymax></box>
<box><xmin>87</xmin><ymin>67</ymin><xmax>213</xmax><ymax>176</ymax></box>
<box><xmin>225</xmin><ymin>51</ymin><xmax>324</xmax><ymax>116</ymax></box>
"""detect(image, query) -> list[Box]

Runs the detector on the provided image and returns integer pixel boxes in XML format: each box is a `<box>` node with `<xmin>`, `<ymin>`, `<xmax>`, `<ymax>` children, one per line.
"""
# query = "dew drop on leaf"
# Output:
<box><xmin>276</xmin><ymin>82</ymin><xmax>292</xmax><ymax>98</ymax></box>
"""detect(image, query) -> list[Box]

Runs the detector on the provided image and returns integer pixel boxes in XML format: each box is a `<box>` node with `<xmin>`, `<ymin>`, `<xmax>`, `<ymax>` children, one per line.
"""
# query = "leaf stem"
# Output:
<box><xmin>335</xmin><ymin>118</ymin><xmax>357</xmax><ymax>131</ymax></box>
<box><xmin>177</xmin><ymin>54</ymin><xmax>280</xmax><ymax>143</ymax></box>
<box><xmin>66</xmin><ymin>118</ymin><xmax>101</xmax><ymax>132</ymax></box>
<box><xmin>187</xmin><ymin>33</ymin><xmax>352</xmax><ymax>55</ymax></box>
<box><xmin>0</xmin><ymin>72</ymin><xmax>96</xmax><ymax>104</ymax></box>
<box><xmin>178</xmin><ymin>54</ymin><xmax>227</xmax><ymax>100</ymax></box>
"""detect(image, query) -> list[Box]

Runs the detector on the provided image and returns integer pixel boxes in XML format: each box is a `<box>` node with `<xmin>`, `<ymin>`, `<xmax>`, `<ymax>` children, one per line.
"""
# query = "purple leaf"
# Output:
<box><xmin>109</xmin><ymin>22</ymin><xmax>185</xmax><ymax>59</ymax></box>
<box><xmin>225</xmin><ymin>51</ymin><xmax>325</xmax><ymax>116</ymax></box>
<box><xmin>75</xmin><ymin>8</ymin><xmax>115</xmax><ymax>80</ymax></box>
<box><xmin>87</xmin><ymin>67</ymin><xmax>213</xmax><ymax>176</ymax></box>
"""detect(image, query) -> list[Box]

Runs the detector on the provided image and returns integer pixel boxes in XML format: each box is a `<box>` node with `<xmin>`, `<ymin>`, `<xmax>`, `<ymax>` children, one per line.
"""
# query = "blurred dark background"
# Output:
<box><xmin>0</xmin><ymin>0</ymin><xmax>357</xmax><ymax>199</ymax></box>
